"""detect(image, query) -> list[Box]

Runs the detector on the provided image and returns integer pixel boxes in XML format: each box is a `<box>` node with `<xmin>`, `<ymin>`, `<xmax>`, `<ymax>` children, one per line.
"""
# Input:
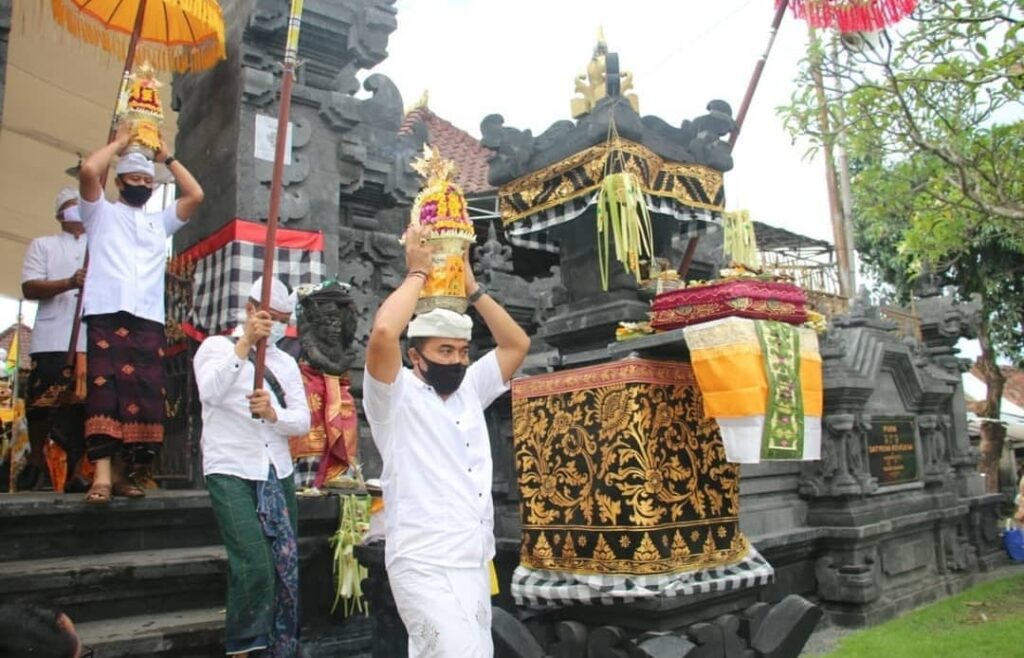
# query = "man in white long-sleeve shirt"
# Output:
<box><xmin>193</xmin><ymin>277</ymin><xmax>309</xmax><ymax>658</ymax></box>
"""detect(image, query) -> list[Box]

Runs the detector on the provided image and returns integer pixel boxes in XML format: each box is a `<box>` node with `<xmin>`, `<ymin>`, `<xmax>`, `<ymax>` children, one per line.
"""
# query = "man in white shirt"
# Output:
<box><xmin>19</xmin><ymin>187</ymin><xmax>88</xmax><ymax>491</ymax></box>
<box><xmin>194</xmin><ymin>277</ymin><xmax>310</xmax><ymax>657</ymax></box>
<box><xmin>78</xmin><ymin>124</ymin><xmax>204</xmax><ymax>503</ymax></box>
<box><xmin>363</xmin><ymin>224</ymin><xmax>530</xmax><ymax>658</ymax></box>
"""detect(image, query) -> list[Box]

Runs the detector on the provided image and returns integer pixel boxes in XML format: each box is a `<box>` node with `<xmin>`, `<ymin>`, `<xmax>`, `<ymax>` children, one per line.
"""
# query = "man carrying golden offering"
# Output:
<box><xmin>363</xmin><ymin>223</ymin><xmax>530</xmax><ymax>657</ymax></box>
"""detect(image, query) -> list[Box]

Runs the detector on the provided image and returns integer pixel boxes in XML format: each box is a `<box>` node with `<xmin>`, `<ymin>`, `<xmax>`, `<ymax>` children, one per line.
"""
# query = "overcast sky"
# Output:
<box><xmin>1</xmin><ymin>0</ymin><xmax>833</xmax><ymax>330</ymax></box>
<box><xmin>373</xmin><ymin>0</ymin><xmax>833</xmax><ymax>240</ymax></box>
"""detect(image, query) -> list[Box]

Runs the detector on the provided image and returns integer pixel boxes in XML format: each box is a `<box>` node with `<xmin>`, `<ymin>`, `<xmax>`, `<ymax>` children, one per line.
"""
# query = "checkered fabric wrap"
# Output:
<box><xmin>506</xmin><ymin>192</ymin><xmax>721</xmax><ymax>253</ymax></box>
<box><xmin>182</xmin><ymin>220</ymin><xmax>325</xmax><ymax>338</ymax></box>
<box><xmin>510</xmin><ymin>545</ymin><xmax>773</xmax><ymax>608</ymax></box>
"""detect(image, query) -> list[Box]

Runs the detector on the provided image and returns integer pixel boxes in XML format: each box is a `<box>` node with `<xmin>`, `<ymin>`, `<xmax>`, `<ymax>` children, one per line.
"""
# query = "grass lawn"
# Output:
<box><xmin>823</xmin><ymin>571</ymin><xmax>1024</xmax><ymax>657</ymax></box>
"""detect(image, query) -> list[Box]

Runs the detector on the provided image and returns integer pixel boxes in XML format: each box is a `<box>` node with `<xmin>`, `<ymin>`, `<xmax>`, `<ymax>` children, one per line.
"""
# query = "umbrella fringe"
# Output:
<box><xmin>780</xmin><ymin>0</ymin><xmax>918</xmax><ymax>33</ymax></box>
<box><xmin>47</xmin><ymin>0</ymin><xmax>226</xmax><ymax>74</ymax></box>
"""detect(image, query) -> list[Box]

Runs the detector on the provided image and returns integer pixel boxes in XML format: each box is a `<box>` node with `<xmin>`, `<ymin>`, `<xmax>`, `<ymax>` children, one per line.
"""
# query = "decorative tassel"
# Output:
<box><xmin>780</xmin><ymin>0</ymin><xmax>918</xmax><ymax>33</ymax></box>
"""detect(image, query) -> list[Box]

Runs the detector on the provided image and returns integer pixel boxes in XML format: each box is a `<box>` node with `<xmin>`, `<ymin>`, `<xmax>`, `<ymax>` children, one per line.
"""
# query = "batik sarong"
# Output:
<box><xmin>27</xmin><ymin>352</ymin><xmax>86</xmax><ymax>488</ymax></box>
<box><xmin>207</xmin><ymin>468</ymin><xmax>300</xmax><ymax>657</ymax></box>
<box><xmin>84</xmin><ymin>312</ymin><xmax>165</xmax><ymax>465</ymax></box>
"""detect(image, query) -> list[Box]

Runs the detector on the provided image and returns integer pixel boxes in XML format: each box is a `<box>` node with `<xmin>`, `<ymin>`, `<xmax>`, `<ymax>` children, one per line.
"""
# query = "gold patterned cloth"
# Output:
<box><xmin>511</xmin><ymin>358</ymin><xmax>747</xmax><ymax>576</ymax></box>
<box><xmin>683</xmin><ymin>317</ymin><xmax>822</xmax><ymax>463</ymax></box>
<box><xmin>498</xmin><ymin>138</ymin><xmax>724</xmax><ymax>253</ymax></box>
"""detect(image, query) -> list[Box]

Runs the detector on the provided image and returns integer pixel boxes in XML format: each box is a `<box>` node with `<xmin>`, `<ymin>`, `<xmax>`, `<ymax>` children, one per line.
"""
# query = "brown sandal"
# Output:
<box><xmin>112</xmin><ymin>481</ymin><xmax>146</xmax><ymax>498</ymax></box>
<box><xmin>84</xmin><ymin>483</ymin><xmax>112</xmax><ymax>505</ymax></box>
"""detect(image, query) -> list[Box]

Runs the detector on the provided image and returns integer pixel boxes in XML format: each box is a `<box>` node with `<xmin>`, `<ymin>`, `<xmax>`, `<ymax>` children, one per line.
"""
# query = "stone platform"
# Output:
<box><xmin>0</xmin><ymin>490</ymin><xmax>371</xmax><ymax>657</ymax></box>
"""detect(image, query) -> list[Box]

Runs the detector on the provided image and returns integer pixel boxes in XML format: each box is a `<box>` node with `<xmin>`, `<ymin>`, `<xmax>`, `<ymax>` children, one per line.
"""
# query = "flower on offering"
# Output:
<box><xmin>408</xmin><ymin>144</ymin><xmax>476</xmax><ymax>313</ymax></box>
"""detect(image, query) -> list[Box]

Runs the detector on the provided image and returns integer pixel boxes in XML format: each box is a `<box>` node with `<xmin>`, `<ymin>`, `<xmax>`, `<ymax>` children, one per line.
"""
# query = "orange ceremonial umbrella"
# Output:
<box><xmin>49</xmin><ymin>0</ymin><xmax>226</xmax><ymax>74</ymax></box>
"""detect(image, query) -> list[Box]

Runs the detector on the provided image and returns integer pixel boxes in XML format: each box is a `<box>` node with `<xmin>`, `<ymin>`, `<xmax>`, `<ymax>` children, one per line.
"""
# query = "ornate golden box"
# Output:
<box><xmin>511</xmin><ymin>358</ymin><xmax>747</xmax><ymax>575</ymax></box>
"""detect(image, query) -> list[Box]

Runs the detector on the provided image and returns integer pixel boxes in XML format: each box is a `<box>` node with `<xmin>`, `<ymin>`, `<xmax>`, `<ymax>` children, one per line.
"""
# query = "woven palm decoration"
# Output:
<box><xmin>596</xmin><ymin>122</ymin><xmax>655</xmax><ymax>291</ymax></box>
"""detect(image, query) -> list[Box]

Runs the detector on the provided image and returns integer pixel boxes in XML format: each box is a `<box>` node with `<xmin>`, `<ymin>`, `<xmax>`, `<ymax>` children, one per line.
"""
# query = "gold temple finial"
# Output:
<box><xmin>571</xmin><ymin>30</ymin><xmax>639</xmax><ymax>119</ymax></box>
<box><xmin>411</xmin><ymin>143</ymin><xmax>457</xmax><ymax>184</ymax></box>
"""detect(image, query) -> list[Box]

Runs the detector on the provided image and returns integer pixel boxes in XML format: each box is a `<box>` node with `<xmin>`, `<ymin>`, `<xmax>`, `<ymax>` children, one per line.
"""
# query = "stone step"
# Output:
<box><xmin>0</xmin><ymin>490</ymin><xmax>221</xmax><ymax>561</ymax></box>
<box><xmin>0</xmin><ymin>489</ymin><xmax>342</xmax><ymax>562</ymax></box>
<box><xmin>75</xmin><ymin>606</ymin><xmax>226</xmax><ymax>658</ymax></box>
<box><xmin>0</xmin><ymin>546</ymin><xmax>227</xmax><ymax>623</ymax></box>
<box><xmin>76</xmin><ymin>607</ymin><xmax>376</xmax><ymax>658</ymax></box>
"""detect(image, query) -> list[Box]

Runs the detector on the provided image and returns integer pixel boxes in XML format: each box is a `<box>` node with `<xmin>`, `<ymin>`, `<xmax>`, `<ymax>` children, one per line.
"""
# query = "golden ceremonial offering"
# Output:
<box><xmin>408</xmin><ymin>144</ymin><xmax>476</xmax><ymax>314</ymax></box>
<box><xmin>117</xmin><ymin>62</ymin><xmax>164</xmax><ymax>158</ymax></box>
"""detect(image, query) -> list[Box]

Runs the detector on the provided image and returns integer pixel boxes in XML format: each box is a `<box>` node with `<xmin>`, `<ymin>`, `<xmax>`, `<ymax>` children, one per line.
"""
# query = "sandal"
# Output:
<box><xmin>112</xmin><ymin>481</ymin><xmax>146</xmax><ymax>498</ymax></box>
<box><xmin>84</xmin><ymin>483</ymin><xmax>112</xmax><ymax>505</ymax></box>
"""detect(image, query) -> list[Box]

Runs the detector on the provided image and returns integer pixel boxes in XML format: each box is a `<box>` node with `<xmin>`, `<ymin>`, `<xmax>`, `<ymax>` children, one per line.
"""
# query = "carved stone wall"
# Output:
<box><xmin>173</xmin><ymin>0</ymin><xmax>422</xmax><ymax>279</ymax></box>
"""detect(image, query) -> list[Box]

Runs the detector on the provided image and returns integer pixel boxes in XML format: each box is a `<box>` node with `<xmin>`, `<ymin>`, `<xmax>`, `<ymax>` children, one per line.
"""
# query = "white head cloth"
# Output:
<box><xmin>54</xmin><ymin>187</ymin><xmax>78</xmax><ymax>214</ymax></box>
<box><xmin>407</xmin><ymin>308</ymin><xmax>473</xmax><ymax>341</ymax></box>
<box><xmin>249</xmin><ymin>276</ymin><xmax>294</xmax><ymax>314</ymax></box>
<box><xmin>115</xmin><ymin>152</ymin><xmax>155</xmax><ymax>177</ymax></box>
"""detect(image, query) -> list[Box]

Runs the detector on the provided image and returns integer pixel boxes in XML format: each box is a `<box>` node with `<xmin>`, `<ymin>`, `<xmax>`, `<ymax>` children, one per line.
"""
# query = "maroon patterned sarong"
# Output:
<box><xmin>84</xmin><ymin>312</ymin><xmax>166</xmax><ymax>465</ymax></box>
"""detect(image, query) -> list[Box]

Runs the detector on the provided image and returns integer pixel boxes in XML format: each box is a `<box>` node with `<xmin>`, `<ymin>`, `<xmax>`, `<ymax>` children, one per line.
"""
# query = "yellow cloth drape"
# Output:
<box><xmin>685</xmin><ymin>317</ymin><xmax>823</xmax><ymax>463</ymax></box>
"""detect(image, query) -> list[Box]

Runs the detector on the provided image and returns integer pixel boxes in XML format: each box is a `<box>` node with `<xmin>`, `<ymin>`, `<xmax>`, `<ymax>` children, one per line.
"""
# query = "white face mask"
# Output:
<box><xmin>268</xmin><ymin>321</ymin><xmax>287</xmax><ymax>346</ymax></box>
<box><xmin>61</xmin><ymin>205</ymin><xmax>81</xmax><ymax>223</ymax></box>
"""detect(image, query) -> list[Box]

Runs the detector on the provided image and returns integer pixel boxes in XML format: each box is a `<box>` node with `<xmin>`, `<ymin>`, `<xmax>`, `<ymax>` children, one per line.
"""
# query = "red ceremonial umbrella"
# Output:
<box><xmin>689</xmin><ymin>0</ymin><xmax>920</xmax><ymax>299</ymax></box>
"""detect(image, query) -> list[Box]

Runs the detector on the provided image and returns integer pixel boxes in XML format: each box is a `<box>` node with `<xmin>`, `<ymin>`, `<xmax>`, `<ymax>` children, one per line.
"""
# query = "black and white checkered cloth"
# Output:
<box><xmin>510</xmin><ymin>545</ymin><xmax>773</xmax><ymax>608</ymax></box>
<box><xmin>505</xmin><ymin>192</ymin><xmax>722</xmax><ymax>253</ymax></box>
<box><xmin>183</xmin><ymin>221</ymin><xmax>325</xmax><ymax>338</ymax></box>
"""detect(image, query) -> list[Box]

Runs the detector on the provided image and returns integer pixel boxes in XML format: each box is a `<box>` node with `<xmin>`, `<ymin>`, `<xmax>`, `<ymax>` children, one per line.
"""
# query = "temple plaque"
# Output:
<box><xmin>866</xmin><ymin>416</ymin><xmax>919</xmax><ymax>485</ymax></box>
<box><xmin>511</xmin><ymin>358</ymin><xmax>746</xmax><ymax>575</ymax></box>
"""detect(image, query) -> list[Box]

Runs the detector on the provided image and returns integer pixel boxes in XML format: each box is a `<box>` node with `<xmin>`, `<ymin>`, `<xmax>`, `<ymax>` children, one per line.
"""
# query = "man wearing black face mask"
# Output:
<box><xmin>77</xmin><ymin>122</ymin><xmax>205</xmax><ymax>503</ymax></box>
<box><xmin>363</xmin><ymin>223</ymin><xmax>530</xmax><ymax>657</ymax></box>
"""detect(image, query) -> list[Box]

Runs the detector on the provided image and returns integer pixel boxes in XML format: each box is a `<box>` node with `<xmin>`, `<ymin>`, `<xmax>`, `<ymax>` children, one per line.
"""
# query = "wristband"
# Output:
<box><xmin>467</xmin><ymin>285</ymin><xmax>486</xmax><ymax>305</ymax></box>
<box><xmin>407</xmin><ymin>269</ymin><xmax>428</xmax><ymax>281</ymax></box>
<box><xmin>163</xmin><ymin>156</ymin><xmax>176</xmax><ymax>167</ymax></box>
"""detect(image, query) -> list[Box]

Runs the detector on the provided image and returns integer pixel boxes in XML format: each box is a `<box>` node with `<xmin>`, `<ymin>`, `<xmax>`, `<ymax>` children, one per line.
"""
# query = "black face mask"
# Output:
<box><xmin>415</xmin><ymin>352</ymin><xmax>467</xmax><ymax>396</ymax></box>
<box><xmin>120</xmin><ymin>183</ymin><xmax>153</xmax><ymax>207</ymax></box>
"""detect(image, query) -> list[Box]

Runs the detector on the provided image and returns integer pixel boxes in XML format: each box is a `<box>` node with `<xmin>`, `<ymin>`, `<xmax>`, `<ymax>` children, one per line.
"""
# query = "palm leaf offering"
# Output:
<box><xmin>329</xmin><ymin>493</ymin><xmax>371</xmax><ymax>616</ymax></box>
<box><xmin>722</xmin><ymin>210</ymin><xmax>762</xmax><ymax>271</ymax></box>
<box><xmin>596</xmin><ymin>171</ymin><xmax>654</xmax><ymax>291</ymax></box>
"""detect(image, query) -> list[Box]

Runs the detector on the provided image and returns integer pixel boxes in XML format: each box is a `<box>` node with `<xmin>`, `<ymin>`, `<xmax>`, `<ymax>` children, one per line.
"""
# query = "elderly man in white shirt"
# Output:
<box><xmin>19</xmin><ymin>187</ymin><xmax>88</xmax><ymax>491</ymax></box>
<box><xmin>194</xmin><ymin>277</ymin><xmax>310</xmax><ymax>657</ymax></box>
<box><xmin>77</xmin><ymin>123</ymin><xmax>204</xmax><ymax>503</ymax></box>
<box><xmin>363</xmin><ymin>224</ymin><xmax>530</xmax><ymax>658</ymax></box>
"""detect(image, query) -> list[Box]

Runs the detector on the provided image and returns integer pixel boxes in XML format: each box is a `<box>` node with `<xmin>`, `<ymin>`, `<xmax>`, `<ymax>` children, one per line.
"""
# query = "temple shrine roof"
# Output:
<box><xmin>399</xmin><ymin>104</ymin><xmax>494</xmax><ymax>195</ymax></box>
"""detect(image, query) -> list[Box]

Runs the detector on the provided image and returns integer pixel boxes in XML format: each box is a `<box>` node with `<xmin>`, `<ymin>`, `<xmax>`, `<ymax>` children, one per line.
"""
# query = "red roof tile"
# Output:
<box><xmin>967</xmin><ymin>365</ymin><xmax>1024</xmax><ymax>410</ymax></box>
<box><xmin>400</xmin><ymin>106</ymin><xmax>493</xmax><ymax>195</ymax></box>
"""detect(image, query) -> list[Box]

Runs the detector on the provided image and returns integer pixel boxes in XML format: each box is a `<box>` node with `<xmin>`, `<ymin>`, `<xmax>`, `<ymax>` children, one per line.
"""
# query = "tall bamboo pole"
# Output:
<box><xmin>807</xmin><ymin>24</ymin><xmax>853</xmax><ymax>298</ymax></box>
<box><xmin>253</xmin><ymin>0</ymin><xmax>304</xmax><ymax>393</ymax></box>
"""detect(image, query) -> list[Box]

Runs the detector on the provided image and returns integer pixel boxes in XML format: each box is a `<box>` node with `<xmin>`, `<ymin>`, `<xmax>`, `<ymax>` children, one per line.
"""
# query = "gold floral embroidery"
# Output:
<box><xmin>115</xmin><ymin>327</ymin><xmax>130</xmax><ymax>338</ymax></box>
<box><xmin>121</xmin><ymin>364</ymin><xmax>136</xmax><ymax>376</ymax></box>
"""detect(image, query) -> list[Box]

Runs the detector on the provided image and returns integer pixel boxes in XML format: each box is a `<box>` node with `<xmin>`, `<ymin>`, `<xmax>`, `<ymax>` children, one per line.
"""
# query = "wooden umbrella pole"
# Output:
<box><xmin>253</xmin><ymin>0</ymin><xmax>304</xmax><ymax>393</ymax></box>
<box><xmin>66</xmin><ymin>0</ymin><xmax>149</xmax><ymax>370</ymax></box>
<box><xmin>678</xmin><ymin>0</ymin><xmax>789</xmax><ymax>278</ymax></box>
<box><xmin>729</xmin><ymin>0</ymin><xmax>790</xmax><ymax>149</ymax></box>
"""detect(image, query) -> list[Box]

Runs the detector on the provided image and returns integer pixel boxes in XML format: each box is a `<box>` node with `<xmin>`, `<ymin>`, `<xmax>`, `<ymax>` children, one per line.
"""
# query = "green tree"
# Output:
<box><xmin>780</xmin><ymin>0</ymin><xmax>1024</xmax><ymax>490</ymax></box>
